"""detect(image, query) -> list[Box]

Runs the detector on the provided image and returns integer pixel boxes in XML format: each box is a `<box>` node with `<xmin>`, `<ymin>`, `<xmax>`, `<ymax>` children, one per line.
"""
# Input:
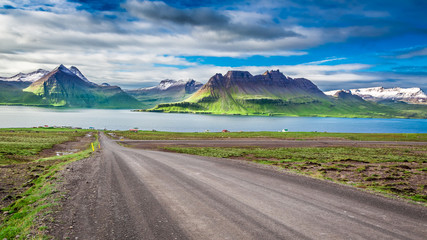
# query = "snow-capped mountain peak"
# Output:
<box><xmin>324</xmin><ymin>87</ymin><xmax>427</xmax><ymax>104</ymax></box>
<box><xmin>158</xmin><ymin>79</ymin><xmax>179</xmax><ymax>90</ymax></box>
<box><xmin>152</xmin><ymin>79</ymin><xmax>200</xmax><ymax>91</ymax></box>
<box><xmin>0</xmin><ymin>69</ymin><xmax>49</xmax><ymax>82</ymax></box>
<box><xmin>129</xmin><ymin>79</ymin><xmax>203</xmax><ymax>93</ymax></box>
<box><xmin>0</xmin><ymin>65</ymin><xmax>93</xmax><ymax>83</ymax></box>
<box><xmin>55</xmin><ymin>64</ymin><xmax>75</xmax><ymax>76</ymax></box>
<box><xmin>351</xmin><ymin>87</ymin><xmax>426</xmax><ymax>99</ymax></box>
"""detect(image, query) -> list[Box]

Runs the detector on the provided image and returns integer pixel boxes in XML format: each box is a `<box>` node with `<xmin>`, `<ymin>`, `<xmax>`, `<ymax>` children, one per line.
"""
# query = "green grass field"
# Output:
<box><xmin>0</xmin><ymin>128</ymin><xmax>88</xmax><ymax>165</ymax></box>
<box><xmin>0</xmin><ymin>128</ymin><xmax>98</xmax><ymax>239</ymax></box>
<box><xmin>109</xmin><ymin>130</ymin><xmax>427</xmax><ymax>142</ymax></box>
<box><xmin>163</xmin><ymin>146</ymin><xmax>426</xmax><ymax>163</ymax></box>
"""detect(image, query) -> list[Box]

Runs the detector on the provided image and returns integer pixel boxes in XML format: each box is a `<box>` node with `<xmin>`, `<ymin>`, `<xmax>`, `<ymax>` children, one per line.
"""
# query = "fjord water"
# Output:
<box><xmin>0</xmin><ymin>106</ymin><xmax>426</xmax><ymax>133</ymax></box>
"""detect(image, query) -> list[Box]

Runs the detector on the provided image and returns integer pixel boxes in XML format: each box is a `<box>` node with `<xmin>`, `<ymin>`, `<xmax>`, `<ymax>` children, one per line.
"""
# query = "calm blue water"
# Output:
<box><xmin>0</xmin><ymin>106</ymin><xmax>426</xmax><ymax>133</ymax></box>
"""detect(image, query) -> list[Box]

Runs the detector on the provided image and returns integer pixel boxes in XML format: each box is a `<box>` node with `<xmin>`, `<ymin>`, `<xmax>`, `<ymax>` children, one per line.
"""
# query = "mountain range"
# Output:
<box><xmin>1</xmin><ymin>66</ymin><xmax>426</xmax><ymax>118</ymax></box>
<box><xmin>126</xmin><ymin>79</ymin><xmax>203</xmax><ymax>108</ymax></box>
<box><xmin>0</xmin><ymin>69</ymin><xmax>49</xmax><ymax>82</ymax></box>
<box><xmin>0</xmin><ymin>65</ymin><xmax>203</xmax><ymax>109</ymax></box>
<box><xmin>325</xmin><ymin>87</ymin><xmax>427</xmax><ymax>104</ymax></box>
<box><xmin>147</xmin><ymin>70</ymin><xmax>427</xmax><ymax>118</ymax></box>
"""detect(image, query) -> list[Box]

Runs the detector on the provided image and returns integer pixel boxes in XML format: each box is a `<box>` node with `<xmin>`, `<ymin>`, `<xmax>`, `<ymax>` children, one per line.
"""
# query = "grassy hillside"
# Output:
<box><xmin>376</xmin><ymin>100</ymin><xmax>427</xmax><ymax>118</ymax></box>
<box><xmin>86</xmin><ymin>87</ymin><xmax>142</xmax><ymax>109</ymax></box>
<box><xmin>0</xmin><ymin>81</ymin><xmax>45</xmax><ymax>106</ymax></box>
<box><xmin>23</xmin><ymin>83</ymin><xmax>142</xmax><ymax>108</ymax></box>
<box><xmin>23</xmin><ymin>65</ymin><xmax>142</xmax><ymax>109</ymax></box>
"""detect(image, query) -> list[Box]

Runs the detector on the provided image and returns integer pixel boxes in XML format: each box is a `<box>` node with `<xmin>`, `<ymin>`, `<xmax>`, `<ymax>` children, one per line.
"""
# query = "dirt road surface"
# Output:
<box><xmin>51</xmin><ymin>133</ymin><xmax>427</xmax><ymax>239</ymax></box>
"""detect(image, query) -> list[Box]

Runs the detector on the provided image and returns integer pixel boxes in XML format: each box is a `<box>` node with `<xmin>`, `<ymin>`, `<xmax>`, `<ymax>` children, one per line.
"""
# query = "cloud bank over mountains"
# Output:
<box><xmin>0</xmin><ymin>0</ymin><xmax>426</xmax><ymax>90</ymax></box>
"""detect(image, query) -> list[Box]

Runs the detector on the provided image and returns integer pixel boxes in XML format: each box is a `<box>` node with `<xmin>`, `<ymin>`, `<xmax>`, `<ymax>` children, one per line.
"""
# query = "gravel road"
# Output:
<box><xmin>51</xmin><ymin>133</ymin><xmax>427</xmax><ymax>239</ymax></box>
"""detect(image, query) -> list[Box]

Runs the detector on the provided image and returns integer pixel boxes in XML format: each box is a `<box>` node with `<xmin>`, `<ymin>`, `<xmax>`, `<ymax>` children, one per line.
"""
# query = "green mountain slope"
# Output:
<box><xmin>147</xmin><ymin>70</ymin><xmax>425</xmax><ymax>118</ymax></box>
<box><xmin>23</xmin><ymin>65</ymin><xmax>141</xmax><ymax>108</ymax></box>
<box><xmin>0</xmin><ymin>81</ymin><xmax>45</xmax><ymax>106</ymax></box>
<box><xmin>375</xmin><ymin>100</ymin><xmax>427</xmax><ymax>118</ymax></box>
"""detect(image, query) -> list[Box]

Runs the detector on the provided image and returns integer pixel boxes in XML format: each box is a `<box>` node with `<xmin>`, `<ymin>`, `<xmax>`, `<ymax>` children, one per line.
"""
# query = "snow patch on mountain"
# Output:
<box><xmin>55</xmin><ymin>64</ymin><xmax>76</xmax><ymax>76</ymax></box>
<box><xmin>0</xmin><ymin>69</ymin><xmax>49</xmax><ymax>82</ymax></box>
<box><xmin>324</xmin><ymin>89</ymin><xmax>351</xmax><ymax>96</ymax></box>
<box><xmin>158</xmin><ymin>79</ymin><xmax>178</xmax><ymax>90</ymax></box>
<box><xmin>136</xmin><ymin>79</ymin><xmax>202</xmax><ymax>91</ymax></box>
<box><xmin>325</xmin><ymin>87</ymin><xmax>427</xmax><ymax>104</ymax></box>
<box><xmin>69</xmin><ymin>66</ymin><xmax>90</xmax><ymax>83</ymax></box>
<box><xmin>324</xmin><ymin>90</ymin><xmax>343</xmax><ymax>95</ymax></box>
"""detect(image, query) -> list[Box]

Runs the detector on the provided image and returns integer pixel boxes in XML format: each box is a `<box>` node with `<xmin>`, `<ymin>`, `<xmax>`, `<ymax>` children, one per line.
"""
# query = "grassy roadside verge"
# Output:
<box><xmin>0</xmin><ymin>133</ymin><xmax>100</xmax><ymax>239</ymax></box>
<box><xmin>107</xmin><ymin>130</ymin><xmax>427</xmax><ymax>142</ymax></box>
<box><xmin>0</xmin><ymin>128</ymin><xmax>89</xmax><ymax>165</ymax></box>
<box><xmin>163</xmin><ymin>146</ymin><xmax>427</xmax><ymax>204</ymax></box>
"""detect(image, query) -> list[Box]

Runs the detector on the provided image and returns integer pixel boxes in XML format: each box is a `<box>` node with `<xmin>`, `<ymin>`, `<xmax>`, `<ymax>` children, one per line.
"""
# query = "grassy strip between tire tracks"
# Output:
<box><xmin>0</xmin><ymin>134</ymin><xmax>100</xmax><ymax>239</ymax></box>
<box><xmin>163</xmin><ymin>146</ymin><xmax>427</xmax><ymax>204</ymax></box>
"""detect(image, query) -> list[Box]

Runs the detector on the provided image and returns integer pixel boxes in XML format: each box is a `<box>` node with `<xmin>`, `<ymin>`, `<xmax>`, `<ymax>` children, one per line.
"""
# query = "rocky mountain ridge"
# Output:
<box><xmin>197</xmin><ymin>70</ymin><xmax>325</xmax><ymax>98</ymax></box>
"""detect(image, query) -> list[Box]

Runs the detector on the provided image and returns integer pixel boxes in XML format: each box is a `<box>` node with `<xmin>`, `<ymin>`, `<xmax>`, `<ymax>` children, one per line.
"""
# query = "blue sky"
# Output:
<box><xmin>0</xmin><ymin>0</ymin><xmax>426</xmax><ymax>91</ymax></box>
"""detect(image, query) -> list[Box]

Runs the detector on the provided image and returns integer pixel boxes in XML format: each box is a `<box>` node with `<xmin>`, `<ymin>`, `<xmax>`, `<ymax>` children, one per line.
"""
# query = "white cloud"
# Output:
<box><xmin>227</xmin><ymin>63</ymin><xmax>379</xmax><ymax>82</ymax></box>
<box><xmin>94</xmin><ymin>63</ymin><xmax>379</xmax><ymax>87</ymax></box>
<box><xmin>304</xmin><ymin>57</ymin><xmax>347</xmax><ymax>65</ymax></box>
<box><xmin>0</xmin><ymin>0</ymin><xmax>416</xmax><ymax>89</ymax></box>
<box><xmin>396</xmin><ymin>47</ymin><xmax>427</xmax><ymax>59</ymax></box>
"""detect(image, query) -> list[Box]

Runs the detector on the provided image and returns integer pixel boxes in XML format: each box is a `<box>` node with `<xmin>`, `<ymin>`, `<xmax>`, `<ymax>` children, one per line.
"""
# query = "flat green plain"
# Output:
<box><xmin>109</xmin><ymin>130</ymin><xmax>427</xmax><ymax>141</ymax></box>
